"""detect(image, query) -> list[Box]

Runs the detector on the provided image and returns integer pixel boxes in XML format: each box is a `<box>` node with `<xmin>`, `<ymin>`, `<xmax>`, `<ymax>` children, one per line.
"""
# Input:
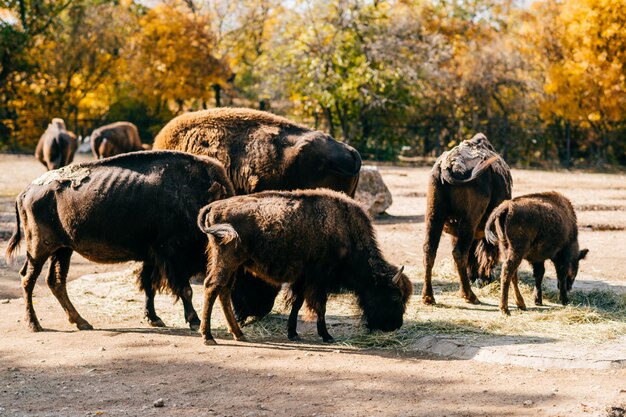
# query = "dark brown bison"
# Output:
<box><xmin>5</xmin><ymin>151</ymin><xmax>234</xmax><ymax>332</ymax></box>
<box><xmin>196</xmin><ymin>189</ymin><xmax>413</xmax><ymax>345</ymax></box>
<box><xmin>90</xmin><ymin>121</ymin><xmax>150</xmax><ymax>159</ymax></box>
<box><xmin>422</xmin><ymin>133</ymin><xmax>512</xmax><ymax>305</ymax></box>
<box><xmin>483</xmin><ymin>191</ymin><xmax>589</xmax><ymax>314</ymax></box>
<box><xmin>154</xmin><ymin>107</ymin><xmax>362</xmax><ymax>322</ymax></box>
<box><xmin>34</xmin><ymin>118</ymin><xmax>78</xmax><ymax>171</ymax></box>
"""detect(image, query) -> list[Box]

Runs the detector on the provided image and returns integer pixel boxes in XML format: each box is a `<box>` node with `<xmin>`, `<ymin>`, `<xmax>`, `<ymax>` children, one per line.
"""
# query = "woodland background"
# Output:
<box><xmin>1</xmin><ymin>0</ymin><xmax>625</xmax><ymax>166</ymax></box>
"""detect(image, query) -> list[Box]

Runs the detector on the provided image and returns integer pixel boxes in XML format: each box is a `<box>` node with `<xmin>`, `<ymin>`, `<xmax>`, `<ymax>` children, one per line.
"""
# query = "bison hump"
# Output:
<box><xmin>435</xmin><ymin>135</ymin><xmax>510</xmax><ymax>189</ymax></box>
<box><xmin>32</xmin><ymin>164</ymin><xmax>91</xmax><ymax>188</ymax></box>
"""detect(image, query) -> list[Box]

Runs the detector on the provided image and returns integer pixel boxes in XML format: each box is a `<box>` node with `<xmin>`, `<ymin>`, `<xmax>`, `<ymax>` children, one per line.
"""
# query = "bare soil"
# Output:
<box><xmin>0</xmin><ymin>153</ymin><xmax>625</xmax><ymax>417</ymax></box>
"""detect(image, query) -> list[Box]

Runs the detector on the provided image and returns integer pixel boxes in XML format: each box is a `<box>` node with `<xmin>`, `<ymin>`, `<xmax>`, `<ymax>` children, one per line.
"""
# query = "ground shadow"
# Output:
<box><xmin>374</xmin><ymin>213</ymin><xmax>424</xmax><ymax>225</ymax></box>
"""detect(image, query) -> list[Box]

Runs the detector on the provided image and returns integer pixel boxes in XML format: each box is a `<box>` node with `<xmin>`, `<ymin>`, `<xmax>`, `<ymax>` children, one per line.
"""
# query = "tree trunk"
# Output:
<box><xmin>212</xmin><ymin>84</ymin><xmax>222</xmax><ymax>107</ymax></box>
<box><xmin>323</xmin><ymin>106</ymin><xmax>335</xmax><ymax>137</ymax></box>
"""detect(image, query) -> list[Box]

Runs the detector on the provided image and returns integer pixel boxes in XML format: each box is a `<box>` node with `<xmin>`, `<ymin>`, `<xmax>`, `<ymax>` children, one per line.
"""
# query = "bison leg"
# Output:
<box><xmin>21</xmin><ymin>254</ymin><xmax>45</xmax><ymax>332</ymax></box>
<box><xmin>200</xmin><ymin>278</ymin><xmax>220</xmax><ymax>345</ymax></box>
<box><xmin>287</xmin><ymin>290</ymin><xmax>305</xmax><ymax>341</ymax></box>
<box><xmin>499</xmin><ymin>252</ymin><xmax>522</xmax><ymax>315</ymax></box>
<box><xmin>555</xmin><ymin>263</ymin><xmax>570</xmax><ymax>306</ymax></box>
<box><xmin>201</xmin><ymin>266</ymin><xmax>240</xmax><ymax>345</ymax></box>
<box><xmin>511</xmin><ymin>271</ymin><xmax>526</xmax><ymax>311</ymax></box>
<box><xmin>467</xmin><ymin>240</ymin><xmax>480</xmax><ymax>284</ymax></box>
<box><xmin>306</xmin><ymin>291</ymin><xmax>333</xmax><ymax>342</ymax></box>
<box><xmin>181</xmin><ymin>285</ymin><xmax>201</xmax><ymax>331</ymax></box>
<box><xmin>422</xmin><ymin>212</ymin><xmax>445</xmax><ymax>305</ymax></box>
<box><xmin>451</xmin><ymin>225</ymin><xmax>480</xmax><ymax>304</ymax></box>
<box><xmin>218</xmin><ymin>288</ymin><xmax>246</xmax><ymax>342</ymax></box>
<box><xmin>46</xmin><ymin>248</ymin><xmax>93</xmax><ymax>330</ymax></box>
<box><xmin>532</xmin><ymin>262</ymin><xmax>545</xmax><ymax>306</ymax></box>
<box><xmin>139</xmin><ymin>263</ymin><xmax>165</xmax><ymax>328</ymax></box>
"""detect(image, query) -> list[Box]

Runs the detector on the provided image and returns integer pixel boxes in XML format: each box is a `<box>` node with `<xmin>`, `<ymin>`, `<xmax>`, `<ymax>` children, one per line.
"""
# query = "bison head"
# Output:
<box><xmin>285</xmin><ymin>131</ymin><xmax>362</xmax><ymax>196</ymax></box>
<box><xmin>566</xmin><ymin>244</ymin><xmax>589</xmax><ymax>291</ymax></box>
<box><xmin>359</xmin><ymin>266</ymin><xmax>412</xmax><ymax>332</ymax></box>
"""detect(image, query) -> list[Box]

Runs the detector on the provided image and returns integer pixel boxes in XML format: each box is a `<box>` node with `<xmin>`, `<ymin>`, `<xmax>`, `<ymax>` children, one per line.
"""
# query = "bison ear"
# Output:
<box><xmin>392</xmin><ymin>266</ymin><xmax>404</xmax><ymax>285</ymax></box>
<box><xmin>578</xmin><ymin>248</ymin><xmax>589</xmax><ymax>261</ymax></box>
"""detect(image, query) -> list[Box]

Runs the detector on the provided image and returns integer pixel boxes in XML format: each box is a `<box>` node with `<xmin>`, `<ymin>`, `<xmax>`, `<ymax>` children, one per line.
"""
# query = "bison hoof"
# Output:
<box><xmin>27</xmin><ymin>322</ymin><xmax>43</xmax><ymax>332</ymax></box>
<box><xmin>288</xmin><ymin>333</ymin><xmax>301</xmax><ymax>342</ymax></box>
<box><xmin>500</xmin><ymin>309</ymin><xmax>511</xmax><ymax>316</ymax></box>
<box><xmin>189</xmin><ymin>321</ymin><xmax>200</xmax><ymax>331</ymax></box>
<box><xmin>148</xmin><ymin>318</ymin><xmax>166</xmax><ymax>328</ymax></box>
<box><xmin>463</xmin><ymin>294</ymin><xmax>480</xmax><ymax>305</ymax></box>
<box><xmin>203</xmin><ymin>338</ymin><xmax>217</xmax><ymax>346</ymax></box>
<box><xmin>422</xmin><ymin>295</ymin><xmax>436</xmax><ymax>305</ymax></box>
<box><xmin>77</xmin><ymin>322</ymin><xmax>94</xmax><ymax>331</ymax></box>
<box><xmin>322</xmin><ymin>336</ymin><xmax>335</xmax><ymax>343</ymax></box>
<box><xmin>516</xmin><ymin>303</ymin><xmax>527</xmax><ymax>311</ymax></box>
<box><xmin>234</xmin><ymin>335</ymin><xmax>248</xmax><ymax>342</ymax></box>
<box><xmin>534</xmin><ymin>300</ymin><xmax>543</xmax><ymax>306</ymax></box>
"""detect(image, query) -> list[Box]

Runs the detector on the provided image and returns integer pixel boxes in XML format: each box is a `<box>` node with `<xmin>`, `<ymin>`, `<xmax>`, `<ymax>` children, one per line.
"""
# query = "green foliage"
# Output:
<box><xmin>1</xmin><ymin>0</ymin><xmax>625</xmax><ymax>165</ymax></box>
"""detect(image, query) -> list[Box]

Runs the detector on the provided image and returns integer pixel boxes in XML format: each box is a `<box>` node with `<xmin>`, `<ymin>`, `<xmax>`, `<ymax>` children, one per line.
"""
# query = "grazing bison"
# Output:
<box><xmin>5</xmin><ymin>151</ymin><xmax>234</xmax><ymax>332</ymax></box>
<box><xmin>154</xmin><ymin>107</ymin><xmax>362</xmax><ymax>322</ymax></box>
<box><xmin>483</xmin><ymin>191</ymin><xmax>589</xmax><ymax>315</ymax></box>
<box><xmin>90</xmin><ymin>121</ymin><xmax>150</xmax><ymax>159</ymax></box>
<box><xmin>197</xmin><ymin>189</ymin><xmax>413</xmax><ymax>345</ymax></box>
<box><xmin>34</xmin><ymin>118</ymin><xmax>78</xmax><ymax>170</ymax></box>
<box><xmin>422</xmin><ymin>133</ymin><xmax>512</xmax><ymax>305</ymax></box>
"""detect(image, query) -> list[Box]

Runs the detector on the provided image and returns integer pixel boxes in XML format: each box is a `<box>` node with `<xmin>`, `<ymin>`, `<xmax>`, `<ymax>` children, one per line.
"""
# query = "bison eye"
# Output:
<box><xmin>201</xmin><ymin>140</ymin><xmax>209</xmax><ymax>147</ymax></box>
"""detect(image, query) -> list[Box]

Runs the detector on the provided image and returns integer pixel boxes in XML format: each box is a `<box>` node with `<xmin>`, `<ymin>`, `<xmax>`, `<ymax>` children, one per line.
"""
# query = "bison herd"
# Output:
<box><xmin>7</xmin><ymin>108</ymin><xmax>588</xmax><ymax>345</ymax></box>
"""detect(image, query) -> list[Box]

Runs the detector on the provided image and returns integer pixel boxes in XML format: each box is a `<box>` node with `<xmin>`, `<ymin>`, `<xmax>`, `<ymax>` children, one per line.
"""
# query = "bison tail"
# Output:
<box><xmin>5</xmin><ymin>201</ymin><xmax>22</xmax><ymax>263</ymax></box>
<box><xmin>485</xmin><ymin>203</ymin><xmax>508</xmax><ymax>245</ymax></box>
<box><xmin>204</xmin><ymin>224</ymin><xmax>240</xmax><ymax>247</ymax></box>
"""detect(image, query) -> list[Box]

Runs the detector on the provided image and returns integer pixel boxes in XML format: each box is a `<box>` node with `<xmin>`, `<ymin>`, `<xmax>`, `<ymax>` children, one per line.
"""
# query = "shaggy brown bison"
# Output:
<box><xmin>154</xmin><ymin>107</ymin><xmax>362</xmax><ymax>322</ymax></box>
<box><xmin>90</xmin><ymin>121</ymin><xmax>150</xmax><ymax>159</ymax></box>
<box><xmin>197</xmin><ymin>189</ymin><xmax>412</xmax><ymax>345</ymax></box>
<box><xmin>422</xmin><ymin>133</ymin><xmax>512</xmax><ymax>305</ymax></box>
<box><xmin>5</xmin><ymin>151</ymin><xmax>234</xmax><ymax>332</ymax></box>
<box><xmin>34</xmin><ymin>118</ymin><xmax>78</xmax><ymax>170</ymax></box>
<box><xmin>483</xmin><ymin>191</ymin><xmax>589</xmax><ymax>315</ymax></box>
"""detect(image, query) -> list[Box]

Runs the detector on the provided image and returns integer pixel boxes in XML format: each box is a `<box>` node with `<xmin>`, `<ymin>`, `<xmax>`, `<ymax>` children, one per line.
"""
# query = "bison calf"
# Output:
<box><xmin>197</xmin><ymin>189</ymin><xmax>413</xmax><ymax>345</ymax></box>
<box><xmin>483</xmin><ymin>191</ymin><xmax>589</xmax><ymax>315</ymax></box>
<box><xmin>5</xmin><ymin>151</ymin><xmax>234</xmax><ymax>332</ymax></box>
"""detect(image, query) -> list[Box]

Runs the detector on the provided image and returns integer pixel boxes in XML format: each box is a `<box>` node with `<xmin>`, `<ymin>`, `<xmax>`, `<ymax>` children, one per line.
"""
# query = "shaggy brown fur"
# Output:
<box><xmin>196</xmin><ymin>189</ymin><xmax>412</xmax><ymax>345</ymax></box>
<box><xmin>5</xmin><ymin>151</ymin><xmax>234</xmax><ymax>332</ymax></box>
<box><xmin>155</xmin><ymin>107</ymin><xmax>362</xmax><ymax>322</ymax></box>
<box><xmin>154</xmin><ymin>108</ymin><xmax>361</xmax><ymax>195</ymax></box>
<box><xmin>483</xmin><ymin>191</ymin><xmax>588</xmax><ymax>314</ymax></box>
<box><xmin>90</xmin><ymin>121</ymin><xmax>147</xmax><ymax>159</ymax></box>
<box><xmin>34</xmin><ymin>118</ymin><xmax>78</xmax><ymax>170</ymax></box>
<box><xmin>422</xmin><ymin>133</ymin><xmax>512</xmax><ymax>305</ymax></box>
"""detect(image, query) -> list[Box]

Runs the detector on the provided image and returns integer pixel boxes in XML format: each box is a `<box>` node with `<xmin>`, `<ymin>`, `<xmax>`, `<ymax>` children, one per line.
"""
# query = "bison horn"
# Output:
<box><xmin>392</xmin><ymin>266</ymin><xmax>404</xmax><ymax>285</ymax></box>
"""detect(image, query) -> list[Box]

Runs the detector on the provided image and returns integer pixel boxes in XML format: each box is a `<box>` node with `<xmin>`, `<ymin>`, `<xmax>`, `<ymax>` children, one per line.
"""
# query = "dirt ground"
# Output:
<box><xmin>0</xmin><ymin>153</ymin><xmax>625</xmax><ymax>417</ymax></box>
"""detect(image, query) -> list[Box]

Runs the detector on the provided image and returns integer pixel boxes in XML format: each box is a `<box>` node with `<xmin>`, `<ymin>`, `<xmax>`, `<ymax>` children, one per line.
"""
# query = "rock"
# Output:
<box><xmin>523</xmin><ymin>400</ymin><xmax>534</xmax><ymax>407</ymax></box>
<box><xmin>153</xmin><ymin>398</ymin><xmax>164</xmax><ymax>408</ymax></box>
<box><xmin>355</xmin><ymin>166</ymin><xmax>392</xmax><ymax>217</ymax></box>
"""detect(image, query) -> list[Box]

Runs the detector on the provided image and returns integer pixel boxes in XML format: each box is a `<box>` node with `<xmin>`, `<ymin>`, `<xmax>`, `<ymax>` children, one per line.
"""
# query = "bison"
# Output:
<box><xmin>154</xmin><ymin>107</ymin><xmax>362</xmax><ymax>322</ymax></box>
<box><xmin>90</xmin><ymin>121</ymin><xmax>150</xmax><ymax>159</ymax></box>
<box><xmin>422</xmin><ymin>133</ymin><xmax>512</xmax><ymax>305</ymax></box>
<box><xmin>196</xmin><ymin>189</ymin><xmax>413</xmax><ymax>345</ymax></box>
<box><xmin>5</xmin><ymin>151</ymin><xmax>234</xmax><ymax>332</ymax></box>
<box><xmin>483</xmin><ymin>191</ymin><xmax>589</xmax><ymax>315</ymax></box>
<box><xmin>34</xmin><ymin>118</ymin><xmax>78</xmax><ymax>171</ymax></box>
